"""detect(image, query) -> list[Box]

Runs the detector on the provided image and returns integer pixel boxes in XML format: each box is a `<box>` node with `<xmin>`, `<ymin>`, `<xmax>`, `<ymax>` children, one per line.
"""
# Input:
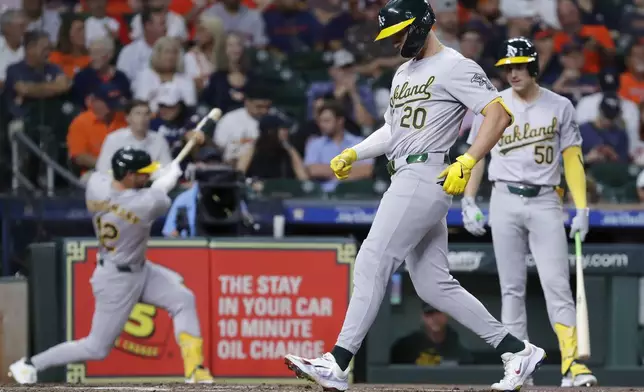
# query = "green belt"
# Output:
<box><xmin>503</xmin><ymin>184</ymin><xmax>554</xmax><ymax>198</ymax></box>
<box><xmin>386</xmin><ymin>153</ymin><xmax>448</xmax><ymax>176</ymax></box>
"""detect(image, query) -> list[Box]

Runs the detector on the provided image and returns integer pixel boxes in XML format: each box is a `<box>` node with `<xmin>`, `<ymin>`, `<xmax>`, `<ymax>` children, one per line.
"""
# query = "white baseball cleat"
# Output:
<box><xmin>284</xmin><ymin>352</ymin><xmax>349</xmax><ymax>391</ymax></box>
<box><xmin>561</xmin><ymin>372</ymin><xmax>598</xmax><ymax>387</ymax></box>
<box><xmin>524</xmin><ymin>376</ymin><xmax>534</xmax><ymax>386</ymax></box>
<box><xmin>8</xmin><ymin>358</ymin><xmax>37</xmax><ymax>384</ymax></box>
<box><xmin>491</xmin><ymin>341</ymin><xmax>546</xmax><ymax>392</ymax></box>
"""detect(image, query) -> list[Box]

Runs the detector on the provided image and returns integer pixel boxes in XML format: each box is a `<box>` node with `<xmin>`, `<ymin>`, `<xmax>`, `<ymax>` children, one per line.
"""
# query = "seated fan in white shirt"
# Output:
<box><xmin>133</xmin><ymin>36</ymin><xmax>197</xmax><ymax>113</ymax></box>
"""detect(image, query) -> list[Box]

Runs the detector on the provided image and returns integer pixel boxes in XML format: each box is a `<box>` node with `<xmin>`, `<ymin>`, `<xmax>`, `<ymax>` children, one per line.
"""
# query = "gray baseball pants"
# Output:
<box><xmin>489</xmin><ymin>183</ymin><xmax>576</xmax><ymax>341</ymax></box>
<box><xmin>336</xmin><ymin>154</ymin><xmax>510</xmax><ymax>354</ymax></box>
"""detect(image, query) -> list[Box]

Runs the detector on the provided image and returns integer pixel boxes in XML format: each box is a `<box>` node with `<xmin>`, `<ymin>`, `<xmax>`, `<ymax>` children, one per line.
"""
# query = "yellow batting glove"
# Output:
<box><xmin>437</xmin><ymin>153</ymin><xmax>477</xmax><ymax>195</ymax></box>
<box><xmin>330</xmin><ymin>148</ymin><xmax>357</xmax><ymax>180</ymax></box>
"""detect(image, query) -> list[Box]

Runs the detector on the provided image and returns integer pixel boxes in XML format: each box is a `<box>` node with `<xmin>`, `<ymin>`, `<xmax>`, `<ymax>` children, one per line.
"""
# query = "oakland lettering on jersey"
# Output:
<box><xmin>86</xmin><ymin>200</ymin><xmax>141</xmax><ymax>224</ymax></box>
<box><xmin>390</xmin><ymin>76</ymin><xmax>435</xmax><ymax>108</ymax></box>
<box><xmin>498</xmin><ymin>117</ymin><xmax>558</xmax><ymax>155</ymax></box>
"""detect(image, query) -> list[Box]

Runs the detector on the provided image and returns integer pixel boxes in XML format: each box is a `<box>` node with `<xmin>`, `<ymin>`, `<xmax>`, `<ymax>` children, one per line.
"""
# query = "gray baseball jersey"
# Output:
<box><xmin>29</xmin><ymin>172</ymin><xmax>202</xmax><ymax>375</ymax></box>
<box><xmin>467</xmin><ymin>87</ymin><xmax>581</xmax><ymax>186</ymax></box>
<box><xmin>465</xmin><ymin>87</ymin><xmax>581</xmax><ymax>368</ymax></box>
<box><xmin>334</xmin><ymin>47</ymin><xmax>514</xmax><ymax>358</ymax></box>
<box><xmin>385</xmin><ymin>47</ymin><xmax>501</xmax><ymax>160</ymax></box>
<box><xmin>86</xmin><ymin>172</ymin><xmax>171</xmax><ymax>266</ymax></box>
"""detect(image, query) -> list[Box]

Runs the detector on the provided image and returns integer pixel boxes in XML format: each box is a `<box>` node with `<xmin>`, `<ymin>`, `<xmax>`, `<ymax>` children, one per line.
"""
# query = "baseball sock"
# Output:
<box><xmin>331</xmin><ymin>345</ymin><xmax>352</xmax><ymax>371</ymax></box>
<box><xmin>495</xmin><ymin>333</ymin><xmax>526</xmax><ymax>355</ymax></box>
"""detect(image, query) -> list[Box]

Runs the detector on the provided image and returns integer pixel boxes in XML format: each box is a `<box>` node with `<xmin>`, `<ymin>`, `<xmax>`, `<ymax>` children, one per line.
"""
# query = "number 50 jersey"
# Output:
<box><xmin>385</xmin><ymin>46</ymin><xmax>507</xmax><ymax>160</ymax></box>
<box><xmin>468</xmin><ymin>87</ymin><xmax>581</xmax><ymax>187</ymax></box>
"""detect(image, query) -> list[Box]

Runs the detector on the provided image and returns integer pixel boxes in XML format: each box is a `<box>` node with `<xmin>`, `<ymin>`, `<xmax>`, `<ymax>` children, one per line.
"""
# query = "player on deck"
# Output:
<box><xmin>9</xmin><ymin>146</ymin><xmax>214</xmax><ymax>384</ymax></box>
<box><xmin>283</xmin><ymin>1</ymin><xmax>546</xmax><ymax>391</ymax></box>
<box><xmin>462</xmin><ymin>37</ymin><xmax>597</xmax><ymax>387</ymax></box>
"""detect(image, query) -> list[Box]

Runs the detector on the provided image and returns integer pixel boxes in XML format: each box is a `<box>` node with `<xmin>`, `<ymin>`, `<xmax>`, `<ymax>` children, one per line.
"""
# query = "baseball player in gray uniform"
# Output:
<box><xmin>462</xmin><ymin>37</ymin><xmax>597</xmax><ymax>387</ymax></box>
<box><xmin>284</xmin><ymin>1</ymin><xmax>546</xmax><ymax>391</ymax></box>
<box><xmin>9</xmin><ymin>146</ymin><xmax>214</xmax><ymax>384</ymax></box>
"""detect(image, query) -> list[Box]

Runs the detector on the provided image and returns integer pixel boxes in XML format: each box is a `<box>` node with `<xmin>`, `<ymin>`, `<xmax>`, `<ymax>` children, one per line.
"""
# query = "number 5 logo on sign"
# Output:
<box><xmin>123</xmin><ymin>304</ymin><xmax>157</xmax><ymax>338</ymax></box>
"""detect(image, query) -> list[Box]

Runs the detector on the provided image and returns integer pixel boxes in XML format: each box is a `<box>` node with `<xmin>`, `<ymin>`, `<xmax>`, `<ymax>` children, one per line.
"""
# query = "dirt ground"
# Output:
<box><xmin>0</xmin><ymin>384</ymin><xmax>641</xmax><ymax>392</ymax></box>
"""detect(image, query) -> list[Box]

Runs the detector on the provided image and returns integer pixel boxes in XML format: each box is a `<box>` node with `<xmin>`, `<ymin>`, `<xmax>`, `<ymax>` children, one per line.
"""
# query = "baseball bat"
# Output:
<box><xmin>173</xmin><ymin>107</ymin><xmax>222</xmax><ymax>164</ymax></box>
<box><xmin>575</xmin><ymin>232</ymin><xmax>591</xmax><ymax>360</ymax></box>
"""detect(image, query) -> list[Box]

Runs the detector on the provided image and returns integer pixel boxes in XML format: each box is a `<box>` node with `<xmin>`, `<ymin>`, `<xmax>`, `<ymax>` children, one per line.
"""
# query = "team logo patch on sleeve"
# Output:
<box><xmin>470</xmin><ymin>73</ymin><xmax>495</xmax><ymax>91</ymax></box>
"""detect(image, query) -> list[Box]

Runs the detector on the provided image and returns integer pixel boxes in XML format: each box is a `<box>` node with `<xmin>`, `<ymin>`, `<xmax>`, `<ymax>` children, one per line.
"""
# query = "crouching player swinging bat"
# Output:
<box><xmin>9</xmin><ymin>146</ymin><xmax>214</xmax><ymax>384</ymax></box>
<box><xmin>284</xmin><ymin>1</ymin><xmax>546</xmax><ymax>391</ymax></box>
<box><xmin>462</xmin><ymin>37</ymin><xmax>597</xmax><ymax>387</ymax></box>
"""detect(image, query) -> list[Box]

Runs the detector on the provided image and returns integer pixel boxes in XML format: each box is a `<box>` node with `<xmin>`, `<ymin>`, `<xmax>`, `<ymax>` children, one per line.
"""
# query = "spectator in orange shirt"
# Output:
<box><xmin>67</xmin><ymin>83</ymin><xmax>127</xmax><ymax>180</ymax></box>
<box><xmin>619</xmin><ymin>39</ymin><xmax>644</xmax><ymax>105</ymax></box>
<box><xmin>553</xmin><ymin>0</ymin><xmax>614</xmax><ymax>75</ymax></box>
<box><xmin>49</xmin><ymin>14</ymin><xmax>91</xmax><ymax>78</ymax></box>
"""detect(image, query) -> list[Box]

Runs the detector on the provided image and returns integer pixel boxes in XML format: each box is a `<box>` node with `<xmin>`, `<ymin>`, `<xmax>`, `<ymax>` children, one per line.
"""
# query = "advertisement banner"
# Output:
<box><xmin>408</xmin><ymin>244</ymin><xmax>640</xmax><ymax>274</ymax></box>
<box><xmin>64</xmin><ymin>239</ymin><xmax>211</xmax><ymax>383</ymax></box>
<box><xmin>208</xmin><ymin>239</ymin><xmax>355</xmax><ymax>379</ymax></box>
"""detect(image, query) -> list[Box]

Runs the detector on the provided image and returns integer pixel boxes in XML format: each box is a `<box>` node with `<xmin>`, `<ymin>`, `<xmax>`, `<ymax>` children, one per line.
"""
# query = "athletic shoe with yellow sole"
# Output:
<box><xmin>561</xmin><ymin>362</ymin><xmax>597</xmax><ymax>387</ymax></box>
<box><xmin>185</xmin><ymin>366</ymin><xmax>214</xmax><ymax>384</ymax></box>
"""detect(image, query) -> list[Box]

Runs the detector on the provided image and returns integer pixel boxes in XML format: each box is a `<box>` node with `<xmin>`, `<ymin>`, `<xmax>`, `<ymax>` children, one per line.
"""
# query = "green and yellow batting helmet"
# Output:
<box><xmin>111</xmin><ymin>146</ymin><xmax>160</xmax><ymax>180</ymax></box>
<box><xmin>375</xmin><ymin>0</ymin><xmax>436</xmax><ymax>59</ymax></box>
<box><xmin>495</xmin><ymin>37</ymin><xmax>539</xmax><ymax>77</ymax></box>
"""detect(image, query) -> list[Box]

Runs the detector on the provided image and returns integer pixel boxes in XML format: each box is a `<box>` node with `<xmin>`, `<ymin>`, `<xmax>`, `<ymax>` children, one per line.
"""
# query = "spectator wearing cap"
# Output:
<box><xmin>619</xmin><ymin>39</ymin><xmax>644</xmax><ymax>105</ymax></box>
<box><xmin>129</xmin><ymin>0</ymin><xmax>188</xmax><ymax>43</ymax></box>
<box><xmin>390</xmin><ymin>302</ymin><xmax>473</xmax><ymax>366</ymax></box>
<box><xmin>213</xmin><ymin>86</ymin><xmax>272</xmax><ymax>165</ymax></box>
<box><xmin>307</xmin><ymin>49</ymin><xmax>376</xmax><ymax>130</ymax></box>
<box><xmin>71</xmin><ymin>37</ymin><xmax>131</xmax><ymax>110</ymax></box>
<box><xmin>432</xmin><ymin>0</ymin><xmax>460</xmax><ymax>52</ymax></box>
<box><xmin>82</xmin><ymin>0</ymin><xmax>120</xmax><ymax>48</ymax></box>
<box><xmin>116</xmin><ymin>7</ymin><xmax>167</xmax><ymax>84</ymax></box>
<box><xmin>237</xmin><ymin>112</ymin><xmax>308</xmax><ymax>180</ymax></box>
<box><xmin>162</xmin><ymin>146</ymin><xmax>223</xmax><ymax>238</ymax></box>
<box><xmin>344</xmin><ymin>0</ymin><xmax>403</xmax><ymax>79</ymax></box>
<box><xmin>308</xmin><ymin>0</ymin><xmax>358</xmax><ymax>51</ymax></box>
<box><xmin>580</xmin><ymin>94</ymin><xmax>630</xmax><ymax>166</ymax></box>
<box><xmin>576</xmin><ymin>70</ymin><xmax>642</xmax><ymax>163</ymax></box>
<box><xmin>262</xmin><ymin>0</ymin><xmax>322</xmax><ymax>54</ymax></box>
<box><xmin>304</xmin><ymin>101</ymin><xmax>373</xmax><ymax>192</ymax></box>
<box><xmin>133</xmin><ymin>37</ymin><xmax>197</xmax><ymax>113</ymax></box>
<box><xmin>149</xmin><ymin>86</ymin><xmax>202</xmax><ymax>157</ymax></box>
<box><xmin>0</xmin><ymin>9</ymin><xmax>27</xmax><ymax>89</ymax></box>
<box><xmin>203</xmin><ymin>0</ymin><xmax>268</xmax><ymax>47</ymax></box>
<box><xmin>531</xmin><ymin>23</ymin><xmax>562</xmax><ymax>87</ymax></box>
<box><xmin>552</xmin><ymin>40</ymin><xmax>599</xmax><ymax>106</ymax></box>
<box><xmin>185</xmin><ymin>15</ymin><xmax>225</xmax><ymax>93</ymax></box>
<box><xmin>200</xmin><ymin>32</ymin><xmax>253</xmax><ymax>115</ymax></box>
<box><xmin>3</xmin><ymin>31</ymin><xmax>71</xmax><ymax>119</ymax></box>
<box><xmin>22</xmin><ymin>0</ymin><xmax>61</xmax><ymax>46</ymax></box>
<box><xmin>553</xmin><ymin>0</ymin><xmax>615</xmax><ymax>75</ymax></box>
<box><xmin>66</xmin><ymin>83</ymin><xmax>128</xmax><ymax>180</ymax></box>
<box><xmin>499</xmin><ymin>1</ymin><xmax>537</xmax><ymax>45</ymax></box>
<box><xmin>95</xmin><ymin>100</ymin><xmax>173</xmax><ymax>173</ymax></box>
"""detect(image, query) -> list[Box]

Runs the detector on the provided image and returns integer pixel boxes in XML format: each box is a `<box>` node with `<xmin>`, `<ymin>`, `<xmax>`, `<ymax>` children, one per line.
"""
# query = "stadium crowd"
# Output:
<box><xmin>0</xmin><ymin>0</ymin><xmax>644</xmax><ymax>203</ymax></box>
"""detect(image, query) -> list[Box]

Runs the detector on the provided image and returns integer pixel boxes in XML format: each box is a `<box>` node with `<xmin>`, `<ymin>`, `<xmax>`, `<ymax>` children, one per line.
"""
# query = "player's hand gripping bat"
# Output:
<box><xmin>173</xmin><ymin>108</ymin><xmax>222</xmax><ymax>165</ymax></box>
<box><xmin>575</xmin><ymin>232</ymin><xmax>591</xmax><ymax>360</ymax></box>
